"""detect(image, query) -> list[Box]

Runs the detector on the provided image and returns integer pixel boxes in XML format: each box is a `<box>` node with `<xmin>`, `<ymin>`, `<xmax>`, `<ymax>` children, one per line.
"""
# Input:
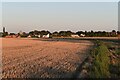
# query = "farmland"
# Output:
<box><xmin>2</xmin><ymin>38</ymin><xmax>93</xmax><ymax>78</ymax></box>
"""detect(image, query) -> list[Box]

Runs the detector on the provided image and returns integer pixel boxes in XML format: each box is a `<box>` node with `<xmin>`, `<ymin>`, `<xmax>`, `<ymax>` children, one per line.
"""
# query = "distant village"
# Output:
<box><xmin>0</xmin><ymin>27</ymin><xmax>119</xmax><ymax>38</ymax></box>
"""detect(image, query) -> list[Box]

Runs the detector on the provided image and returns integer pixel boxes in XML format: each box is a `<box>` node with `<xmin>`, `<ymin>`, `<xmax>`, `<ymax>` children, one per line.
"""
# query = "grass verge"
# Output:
<box><xmin>88</xmin><ymin>40</ymin><xmax>120</xmax><ymax>78</ymax></box>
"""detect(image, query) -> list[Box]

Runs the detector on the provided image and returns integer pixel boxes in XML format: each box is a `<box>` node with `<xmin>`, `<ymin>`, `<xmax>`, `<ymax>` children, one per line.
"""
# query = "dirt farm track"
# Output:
<box><xmin>1</xmin><ymin>38</ymin><xmax>93</xmax><ymax>78</ymax></box>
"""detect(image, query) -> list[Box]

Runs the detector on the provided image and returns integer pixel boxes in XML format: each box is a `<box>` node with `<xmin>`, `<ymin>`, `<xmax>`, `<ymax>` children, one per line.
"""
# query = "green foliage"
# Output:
<box><xmin>58</xmin><ymin>31</ymin><xmax>73</xmax><ymax>37</ymax></box>
<box><xmin>115</xmin><ymin>48</ymin><xmax>120</xmax><ymax>55</ymax></box>
<box><xmin>109</xmin><ymin>63</ymin><xmax>120</xmax><ymax>78</ymax></box>
<box><xmin>76</xmin><ymin>31</ymin><xmax>84</xmax><ymax>36</ymax></box>
<box><xmin>29</xmin><ymin>30</ymin><xmax>51</xmax><ymax>38</ymax></box>
<box><xmin>20</xmin><ymin>32</ymin><xmax>29</xmax><ymax>38</ymax></box>
<box><xmin>90</xmin><ymin>41</ymin><xmax>110</xmax><ymax>78</ymax></box>
<box><xmin>0</xmin><ymin>33</ymin><xmax>2</xmax><ymax>37</ymax></box>
<box><xmin>2</xmin><ymin>32</ymin><xmax>8</xmax><ymax>37</ymax></box>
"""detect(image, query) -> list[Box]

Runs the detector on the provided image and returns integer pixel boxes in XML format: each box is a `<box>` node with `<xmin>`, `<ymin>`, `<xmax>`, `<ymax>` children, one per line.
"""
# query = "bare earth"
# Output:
<box><xmin>2</xmin><ymin>38</ymin><xmax>93</xmax><ymax>78</ymax></box>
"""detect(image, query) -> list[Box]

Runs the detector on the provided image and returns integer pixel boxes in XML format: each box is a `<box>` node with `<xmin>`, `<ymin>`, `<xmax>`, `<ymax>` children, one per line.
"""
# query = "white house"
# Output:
<box><xmin>42</xmin><ymin>34</ymin><xmax>50</xmax><ymax>38</ymax></box>
<box><xmin>35</xmin><ymin>34</ymin><xmax>41</xmax><ymax>38</ymax></box>
<box><xmin>27</xmin><ymin>35</ymin><xmax>31</xmax><ymax>38</ymax></box>
<box><xmin>80</xmin><ymin>34</ymin><xmax>85</xmax><ymax>37</ymax></box>
<box><xmin>71</xmin><ymin>34</ymin><xmax>80</xmax><ymax>38</ymax></box>
<box><xmin>38</xmin><ymin>35</ymin><xmax>41</xmax><ymax>38</ymax></box>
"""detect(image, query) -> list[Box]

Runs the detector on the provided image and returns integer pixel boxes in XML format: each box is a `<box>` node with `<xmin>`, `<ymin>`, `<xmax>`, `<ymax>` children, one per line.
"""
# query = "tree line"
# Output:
<box><xmin>1</xmin><ymin>30</ymin><xmax>120</xmax><ymax>38</ymax></box>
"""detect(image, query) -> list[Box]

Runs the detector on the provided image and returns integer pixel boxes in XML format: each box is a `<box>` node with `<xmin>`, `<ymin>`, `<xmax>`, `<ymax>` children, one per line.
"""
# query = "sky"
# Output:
<box><xmin>1</xmin><ymin>0</ymin><xmax>119</xmax><ymax>2</ymax></box>
<box><xmin>0</xmin><ymin>0</ymin><xmax>119</xmax><ymax>33</ymax></box>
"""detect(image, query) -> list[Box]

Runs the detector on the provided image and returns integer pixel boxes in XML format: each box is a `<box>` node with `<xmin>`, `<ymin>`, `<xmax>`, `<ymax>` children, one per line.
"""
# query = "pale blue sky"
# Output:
<box><xmin>1</xmin><ymin>2</ymin><xmax>118</xmax><ymax>33</ymax></box>
<box><xmin>1</xmin><ymin>0</ymin><xmax>119</xmax><ymax>2</ymax></box>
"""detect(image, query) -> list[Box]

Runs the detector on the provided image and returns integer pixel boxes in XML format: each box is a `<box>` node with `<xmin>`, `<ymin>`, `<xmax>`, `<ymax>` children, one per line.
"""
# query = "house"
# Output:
<box><xmin>38</xmin><ymin>35</ymin><xmax>41</xmax><ymax>38</ymax></box>
<box><xmin>110</xmin><ymin>32</ymin><xmax>117</xmax><ymax>36</ymax></box>
<box><xmin>35</xmin><ymin>34</ymin><xmax>41</xmax><ymax>38</ymax></box>
<box><xmin>42</xmin><ymin>34</ymin><xmax>50</xmax><ymax>38</ymax></box>
<box><xmin>19</xmin><ymin>31</ymin><xmax>24</xmax><ymax>35</ymax></box>
<box><xmin>71</xmin><ymin>34</ymin><xmax>79</xmax><ymax>38</ymax></box>
<box><xmin>27</xmin><ymin>35</ymin><xmax>31</xmax><ymax>38</ymax></box>
<box><xmin>80</xmin><ymin>34</ymin><xmax>85</xmax><ymax>37</ymax></box>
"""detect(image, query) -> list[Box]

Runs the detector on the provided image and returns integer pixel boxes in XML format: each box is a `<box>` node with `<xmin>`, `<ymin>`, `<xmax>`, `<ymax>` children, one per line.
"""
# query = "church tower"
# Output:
<box><xmin>3</xmin><ymin>27</ymin><xmax>5</xmax><ymax>33</ymax></box>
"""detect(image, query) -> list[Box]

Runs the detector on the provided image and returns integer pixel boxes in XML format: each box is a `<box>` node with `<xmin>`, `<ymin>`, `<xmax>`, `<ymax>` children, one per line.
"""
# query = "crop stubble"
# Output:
<box><xmin>2</xmin><ymin>38</ymin><xmax>93</xmax><ymax>78</ymax></box>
